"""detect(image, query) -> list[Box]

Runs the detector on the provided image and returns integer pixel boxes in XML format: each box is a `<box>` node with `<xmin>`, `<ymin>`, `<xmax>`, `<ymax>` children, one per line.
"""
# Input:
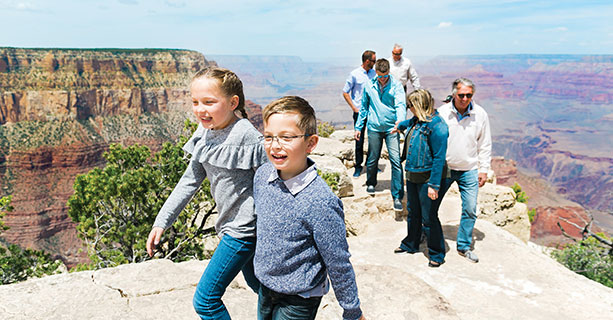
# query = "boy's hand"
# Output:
<box><xmin>358</xmin><ymin>316</ymin><xmax>367</xmax><ymax>320</ymax></box>
<box><xmin>354</xmin><ymin>130</ymin><xmax>361</xmax><ymax>141</ymax></box>
<box><xmin>146</xmin><ymin>227</ymin><xmax>164</xmax><ymax>257</ymax></box>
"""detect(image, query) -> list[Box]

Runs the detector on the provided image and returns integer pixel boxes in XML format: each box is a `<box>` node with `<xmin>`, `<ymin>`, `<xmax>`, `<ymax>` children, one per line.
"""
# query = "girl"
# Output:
<box><xmin>146</xmin><ymin>67</ymin><xmax>268</xmax><ymax>319</ymax></box>
<box><xmin>392</xmin><ymin>89</ymin><xmax>449</xmax><ymax>267</ymax></box>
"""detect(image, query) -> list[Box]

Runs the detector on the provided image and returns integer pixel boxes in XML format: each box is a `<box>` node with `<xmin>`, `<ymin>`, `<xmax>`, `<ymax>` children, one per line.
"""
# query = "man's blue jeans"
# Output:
<box><xmin>366</xmin><ymin>130</ymin><xmax>403</xmax><ymax>200</ymax></box>
<box><xmin>439</xmin><ymin>169</ymin><xmax>479</xmax><ymax>252</ymax></box>
<box><xmin>257</xmin><ymin>285</ymin><xmax>322</xmax><ymax>320</ymax></box>
<box><xmin>399</xmin><ymin>181</ymin><xmax>446</xmax><ymax>263</ymax></box>
<box><xmin>193</xmin><ymin>234</ymin><xmax>259</xmax><ymax>320</ymax></box>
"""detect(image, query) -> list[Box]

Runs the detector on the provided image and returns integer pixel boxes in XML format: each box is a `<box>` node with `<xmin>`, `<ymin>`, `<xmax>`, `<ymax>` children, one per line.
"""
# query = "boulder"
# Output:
<box><xmin>311</xmin><ymin>137</ymin><xmax>354</xmax><ymax>164</ymax></box>
<box><xmin>478</xmin><ymin>183</ymin><xmax>531</xmax><ymax>242</ymax></box>
<box><xmin>310</xmin><ymin>155</ymin><xmax>353</xmax><ymax>198</ymax></box>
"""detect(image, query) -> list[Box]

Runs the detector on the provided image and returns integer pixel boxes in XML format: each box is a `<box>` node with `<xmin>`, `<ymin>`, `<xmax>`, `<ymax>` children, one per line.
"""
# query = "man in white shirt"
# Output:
<box><xmin>389</xmin><ymin>44</ymin><xmax>421</xmax><ymax>93</ymax></box>
<box><xmin>343</xmin><ymin>50</ymin><xmax>377</xmax><ymax>178</ymax></box>
<box><xmin>438</xmin><ymin>78</ymin><xmax>491</xmax><ymax>263</ymax></box>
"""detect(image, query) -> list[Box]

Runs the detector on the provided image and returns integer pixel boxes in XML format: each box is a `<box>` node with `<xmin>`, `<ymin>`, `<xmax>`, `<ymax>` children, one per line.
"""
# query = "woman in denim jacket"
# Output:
<box><xmin>392</xmin><ymin>89</ymin><xmax>449</xmax><ymax>267</ymax></box>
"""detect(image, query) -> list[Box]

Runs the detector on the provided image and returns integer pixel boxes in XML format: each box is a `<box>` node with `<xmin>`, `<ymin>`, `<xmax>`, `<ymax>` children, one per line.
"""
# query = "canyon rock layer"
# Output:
<box><xmin>0</xmin><ymin>48</ymin><xmax>215</xmax><ymax>267</ymax></box>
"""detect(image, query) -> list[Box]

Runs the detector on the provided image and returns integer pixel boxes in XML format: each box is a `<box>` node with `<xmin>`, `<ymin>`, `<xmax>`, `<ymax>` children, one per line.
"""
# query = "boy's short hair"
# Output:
<box><xmin>375</xmin><ymin>58</ymin><xmax>390</xmax><ymax>73</ymax></box>
<box><xmin>263</xmin><ymin>96</ymin><xmax>317</xmax><ymax>136</ymax></box>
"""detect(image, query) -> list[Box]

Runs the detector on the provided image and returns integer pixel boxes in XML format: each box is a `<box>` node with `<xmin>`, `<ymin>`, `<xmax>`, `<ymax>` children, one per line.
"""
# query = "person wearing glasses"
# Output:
<box><xmin>254</xmin><ymin>96</ymin><xmax>366</xmax><ymax>320</ymax></box>
<box><xmin>343</xmin><ymin>50</ymin><xmax>377</xmax><ymax>178</ymax></box>
<box><xmin>389</xmin><ymin>44</ymin><xmax>421</xmax><ymax>93</ymax></box>
<box><xmin>354</xmin><ymin>59</ymin><xmax>406</xmax><ymax>212</ymax></box>
<box><xmin>437</xmin><ymin>78</ymin><xmax>492</xmax><ymax>263</ymax></box>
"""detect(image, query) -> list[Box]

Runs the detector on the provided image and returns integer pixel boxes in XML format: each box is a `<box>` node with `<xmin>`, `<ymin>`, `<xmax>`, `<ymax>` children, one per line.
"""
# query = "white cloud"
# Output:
<box><xmin>118</xmin><ymin>0</ymin><xmax>138</xmax><ymax>5</ymax></box>
<box><xmin>549</xmin><ymin>26</ymin><xmax>568</xmax><ymax>32</ymax></box>
<box><xmin>0</xmin><ymin>1</ymin><xmax>37</xmax><ymax>11</ymax></box>
<box><xmin>165</xmin><ymin>0</ymin><xmax>186</xmax><ymax>8</ymax></box>
<box><xmin>438</xmin><ymin>21</ymin><xmax>452</xmax><ymax>28</ymax></box>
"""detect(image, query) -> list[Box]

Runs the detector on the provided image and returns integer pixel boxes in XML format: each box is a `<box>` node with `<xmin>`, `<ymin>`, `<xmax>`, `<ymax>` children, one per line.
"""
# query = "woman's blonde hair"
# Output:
<box><xmin>192</xmin><ymin>67</ymin><xmax>248</xmax><ymax>119</ymax></box>
<box><xmin>406</xmin><ymin>89</ymin><xmax>435</xmax><ymax>122</ymax></box>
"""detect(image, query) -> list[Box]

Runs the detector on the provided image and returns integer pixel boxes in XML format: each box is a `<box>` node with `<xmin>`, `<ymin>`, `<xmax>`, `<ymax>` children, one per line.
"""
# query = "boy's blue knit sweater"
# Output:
<box><xmin>253</xmin><ymin>161</ymin><xmax>362</xmax><ymax>320</ymax></box>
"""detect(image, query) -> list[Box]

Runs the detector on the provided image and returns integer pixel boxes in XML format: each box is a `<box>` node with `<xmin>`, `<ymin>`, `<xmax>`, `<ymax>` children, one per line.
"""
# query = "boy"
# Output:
<box><xmin>253</xmin><ymin>96</ymin><xmax>366</xmax><ymax>320</ymax></box>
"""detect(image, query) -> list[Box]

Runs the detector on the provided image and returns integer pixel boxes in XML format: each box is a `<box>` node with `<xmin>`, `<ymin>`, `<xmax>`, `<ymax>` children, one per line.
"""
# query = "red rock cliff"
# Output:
<box><xmin>0</xmin><ymin>48</ymin><xmax>216</xmax><ymax>267</ymax></box>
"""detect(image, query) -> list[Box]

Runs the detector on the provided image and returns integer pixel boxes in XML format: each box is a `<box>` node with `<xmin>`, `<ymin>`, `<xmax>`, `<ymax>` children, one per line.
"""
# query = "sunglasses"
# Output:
<box><xmin>457</xmin><ymin>93</ymin><xmax>473</xmax><ymax>99</ymax></box>
<box><xmin>392</xmin><ymin>52</ymin><xmax>402</xmax><ymax>56</ymax></box>
<box><xmin>377</xmin><ymin>74</ymin><xmax>389</xmax><ymax>79</ymax></box>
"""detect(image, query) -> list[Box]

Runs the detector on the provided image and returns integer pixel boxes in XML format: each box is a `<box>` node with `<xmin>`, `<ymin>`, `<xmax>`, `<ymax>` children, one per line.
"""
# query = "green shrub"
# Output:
<box><xmin>511</xmin><ymin>183</ymin><xmax>529</xmax><ymax>203</ymax></box>
<box><xmin>317</xmin><ymin>170</ymin><xmax>340</xmax><ymax>194</ymax></box>
<box><xmin>527</xmin><ymin>208</ymin><xmax>536</xmax><ymax>223</ymax></box>
<box><xmin>551</xmin><ymin>235</ymin><xmax>613</xmax><ymax>288</ymax></box>
<box><xmin>317</xmin><ymin>121</ymin><xmax>335</xmax><ymax>138</ymax></box>
<box><xmin>68</xmin><ymin>120</ymin><xmax>214</xmax><ymax>270</ymax></box>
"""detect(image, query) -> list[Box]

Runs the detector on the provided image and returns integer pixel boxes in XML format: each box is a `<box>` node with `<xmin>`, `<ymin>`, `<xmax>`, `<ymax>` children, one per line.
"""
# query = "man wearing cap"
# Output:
<box><xmin>438</xmin><ymin>78</ymin><xmax>492</xmax><ymax>263</ymax></box>
<box><xmin>343</xmin><ymin>50</ymin><xmax>377</xmax><ymax>178</ymax></box>
<box><xmin>389</xmin><ymin>44</ymin><xmax>421</xmax><ymax>93</ymax></box>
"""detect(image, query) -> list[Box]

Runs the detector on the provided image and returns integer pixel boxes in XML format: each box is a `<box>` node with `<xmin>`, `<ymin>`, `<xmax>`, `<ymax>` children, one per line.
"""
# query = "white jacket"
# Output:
<box><xmin>438</xmin><ymin>101</ymin><xmax>491</xmax><ymax>173</ymax></box>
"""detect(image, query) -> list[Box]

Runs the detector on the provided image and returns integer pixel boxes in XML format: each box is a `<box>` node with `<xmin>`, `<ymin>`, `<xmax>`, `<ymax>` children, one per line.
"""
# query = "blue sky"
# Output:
<box><xmin>1</xmin><ymin>0</ymin><xmax>612</xmax><ymax>61</ymax></box>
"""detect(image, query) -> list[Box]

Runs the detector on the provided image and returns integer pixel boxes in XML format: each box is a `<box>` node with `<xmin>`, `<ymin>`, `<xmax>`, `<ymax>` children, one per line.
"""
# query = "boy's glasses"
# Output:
<box><xmin>457</xmin><ymin>93</ymin><xmax>473</xmax><ymax>99</ymax></box>
<box><xmin>259</xmin><ymin>134</ymin><xmax>311</xmax><ymax>146</ymax></box>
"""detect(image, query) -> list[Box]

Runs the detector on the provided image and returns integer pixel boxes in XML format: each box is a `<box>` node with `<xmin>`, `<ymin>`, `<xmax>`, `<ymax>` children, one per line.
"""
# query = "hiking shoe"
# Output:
<box><xmin>353</xmin><ymin>167</ymin><xmax>362</xmax><ymax>178</ymax></box>
<box><xmin>393</xmin><ymin>198</ymin><xmax>403</xmax><ymax>212</ymax></box>
<box><xmin>458</xmin><ymin>249</ymin><xmax>479</xmax><ymax>263</ymax></box>
<box><xmin>366</xmin><ymin>185</ymin><xmax>375</xmax><ymax>195</ymax></box>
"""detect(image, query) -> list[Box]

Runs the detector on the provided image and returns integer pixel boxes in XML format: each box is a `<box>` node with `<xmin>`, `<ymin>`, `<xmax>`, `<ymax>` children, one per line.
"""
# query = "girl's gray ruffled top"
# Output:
<box><xmin>153</xmin><ymin>118</ymin><xmax>268</xmax><ymax>239</ymax></box>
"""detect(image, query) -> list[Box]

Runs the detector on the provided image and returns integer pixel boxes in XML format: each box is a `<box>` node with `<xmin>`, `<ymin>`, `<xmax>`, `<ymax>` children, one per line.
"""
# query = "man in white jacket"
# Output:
<box><xmin>389</xmin><ymin>44</ymin><xmax>421</xmax><ymax>93</ymax></box>
<box><xmin>438</xmin><ymin>78</ymin><xmax>491</xmax><ymax>263</ymax></box>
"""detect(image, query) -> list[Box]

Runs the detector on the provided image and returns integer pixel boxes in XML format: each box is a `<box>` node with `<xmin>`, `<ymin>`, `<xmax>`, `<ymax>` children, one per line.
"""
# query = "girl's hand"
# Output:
<box><xmin>146</xmin><ymin>227</ymin><xmax>165</xmax><ymax>257</ymax></box>
<box><xmin>427</xmin><ymin>187</ymin><xmax>438</xmax><ymax>200</ymax></box>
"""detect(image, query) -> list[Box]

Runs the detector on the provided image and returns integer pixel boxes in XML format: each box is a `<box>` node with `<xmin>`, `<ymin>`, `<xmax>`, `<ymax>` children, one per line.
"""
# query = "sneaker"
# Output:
<box><xmin>458</xmin><ymin>249</ymin><xmax>479</xmax><ymax>263</ymax></box>
<box><xmin>352</xmin><ymin>167</ymin><xmax>362</xmax><ymax>178</ymax></box>
<box><xmin>366</xmin><ymin>185</ymin><xmax>375</xmax><ymax>195</ymax></box>
<box><xmin>393</xmin><ymin>198</ymin><xmax>403</xmax><ymax>212</ymax></box>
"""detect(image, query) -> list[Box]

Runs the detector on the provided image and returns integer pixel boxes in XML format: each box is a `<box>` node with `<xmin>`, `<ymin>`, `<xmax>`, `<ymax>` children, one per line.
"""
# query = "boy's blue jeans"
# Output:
<box><xmin>439</xmin><ymin>169</ymin><xmax>479</xmax><ymax>252</ymax></box>
<box><xmin>365</xmin><ymin>130</ymin><xmax>404</xmax><ymax>200</ymax></box>
<box><xmin>193</xmin><ymin>234</ymin><xmax>259</xmax><ymax>320</ymax></box>
<box><xmin>257</xmin><ymin>285</ymin><xmax>322</xmax><ymax>320</ymax></box>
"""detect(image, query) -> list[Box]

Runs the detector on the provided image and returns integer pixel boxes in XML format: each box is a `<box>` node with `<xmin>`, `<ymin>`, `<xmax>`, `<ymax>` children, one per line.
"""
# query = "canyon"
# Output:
<box><xmin>1</xmin><ymin>49</ymin><xmax>611</xmax><ymax>268</ymax></box>
<box><xmin>0</xmin><ymin>48</ymin><xmax>215</xmax><ymax>267</ymax></box>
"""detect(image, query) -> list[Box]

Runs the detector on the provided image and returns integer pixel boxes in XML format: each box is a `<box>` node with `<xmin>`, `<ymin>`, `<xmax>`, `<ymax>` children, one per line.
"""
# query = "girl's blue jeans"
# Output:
<box><xmin>193</xmin><ymin>234</ymin><xmax>259</xmax><ymax>320</ymax></box>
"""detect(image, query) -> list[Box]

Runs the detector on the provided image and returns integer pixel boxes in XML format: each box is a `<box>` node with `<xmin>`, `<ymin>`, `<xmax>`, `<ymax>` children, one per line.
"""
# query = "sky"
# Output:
<box><xmin>1</xmin><ymin>0</ymin><xmax>612</xmax><ymax>61</ymax></box>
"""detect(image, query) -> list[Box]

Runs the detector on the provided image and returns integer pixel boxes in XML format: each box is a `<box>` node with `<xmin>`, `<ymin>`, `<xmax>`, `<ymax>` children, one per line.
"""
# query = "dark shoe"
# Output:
<box><xmin>394</xmin><ymin>247</ymin><xmax>415</xmax><ymax>254</ymax></box>
<box><xmin>428</xmin><ymin>260</ymin><xmax>444</xmax><ymax>268</ymax></box>
<box><xmin>393</xmin><ymin>198</ymin><xmax>403</xmax><ymax>212</ymax></box>
<box><xmin>366</xmin><ymin>185</ymin><xmax>375</xmax><ymax>195</ymax></box>
<box><xmin>458</xmin><ymin>249</ymin><xmax>479</xmax><ymax>263</ymax></box>
<box><xmin>352</xmin><ymin>167</ymin><xmax>362</xmax><ymax>178</ymax></box>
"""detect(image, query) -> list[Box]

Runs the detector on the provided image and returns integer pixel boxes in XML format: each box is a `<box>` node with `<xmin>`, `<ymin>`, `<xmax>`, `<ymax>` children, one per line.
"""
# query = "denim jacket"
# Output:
<box><xmin>397</xmin><ymin>111</ymin><xmax>449</xmax><ymax>190</ymax></box>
